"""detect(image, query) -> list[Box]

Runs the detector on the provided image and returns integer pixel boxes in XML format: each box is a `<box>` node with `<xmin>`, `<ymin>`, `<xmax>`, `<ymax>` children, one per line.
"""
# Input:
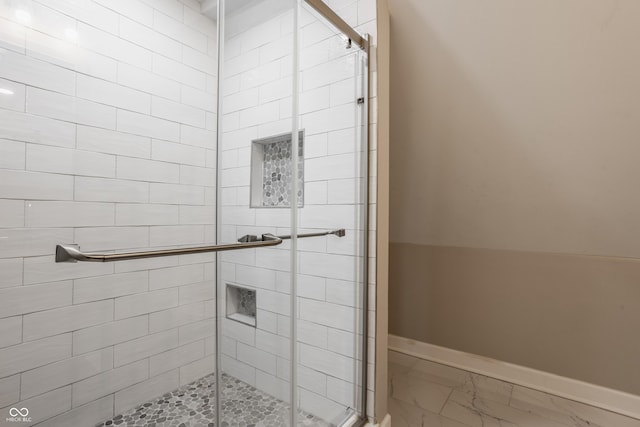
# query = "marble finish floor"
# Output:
<box><xmin>388</xmin><ymin>350</ymin><xmax>640</xmax><ymax>427</ymax></box>
<box><xmin>96</xmin><ymin>373</ymin><xmax>330</xmax><ymax>427</ymax></box>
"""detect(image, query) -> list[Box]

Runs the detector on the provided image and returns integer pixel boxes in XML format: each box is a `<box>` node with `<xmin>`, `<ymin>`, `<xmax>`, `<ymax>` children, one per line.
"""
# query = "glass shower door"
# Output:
<box><xmin>295</xmin><ymin>3</ymin><xmax>369</xmax><ymax>425</ymax></box>
<box><xmin>216</xmin><ymin>0</ymin><xmax>369</xmax><ymax>426</ymax></box>
<box><xmin>0</xmin><ymin>0</ymin><xmax>219</xmax><ymax>425</ymax></box>
<box><xmin>217</xmin><ymin>0</ymin><xmax>296</xmax><ymax>425</ymax></box>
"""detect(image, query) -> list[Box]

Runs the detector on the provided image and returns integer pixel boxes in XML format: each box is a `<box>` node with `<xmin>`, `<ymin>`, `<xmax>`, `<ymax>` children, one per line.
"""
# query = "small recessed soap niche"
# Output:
<box><xmin>226</xmin><ymin>284</ymin><xmax>257</xmax><ymax>327</ymax></box>
<box><xmin>250</xmin><ymin>131</ymin><xmax>304</xmax><ymax>208</ymax></box>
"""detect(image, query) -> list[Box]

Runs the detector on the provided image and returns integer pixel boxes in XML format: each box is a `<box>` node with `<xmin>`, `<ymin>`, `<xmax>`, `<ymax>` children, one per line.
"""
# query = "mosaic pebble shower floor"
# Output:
<box><xmin>96</xmin><ymin>373</ymin><xmax>331</xmax><ymax>427</ymax></box>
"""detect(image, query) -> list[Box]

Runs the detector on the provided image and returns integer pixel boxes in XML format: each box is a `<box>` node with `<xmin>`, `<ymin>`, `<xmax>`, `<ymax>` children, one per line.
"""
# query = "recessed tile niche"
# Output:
<box><xmin>250</xmin><ymin>131</ymin><xmax>304</xmax><ymax>208</ymax></box>
<box><xmin>226</xmin><ymin>284</ymin><xmax>257</xmax><ymax>327</ymax></box>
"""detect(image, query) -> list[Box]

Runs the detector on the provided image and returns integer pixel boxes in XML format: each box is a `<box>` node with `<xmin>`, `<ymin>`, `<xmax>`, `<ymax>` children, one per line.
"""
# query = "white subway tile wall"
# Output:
<box><xmin>0</xmin><ymin>0</ymin><xmax>379</xmax><ymax>424</ymax></box>
<box><xmin>0</xmin><ymin>0</ymin><xmax>217</xmax><ymax>425</ymax></box>
<box><xmin>218</xmin><ymin>0</ymin><xmax>378</xmax><ymax>422</ymax></box>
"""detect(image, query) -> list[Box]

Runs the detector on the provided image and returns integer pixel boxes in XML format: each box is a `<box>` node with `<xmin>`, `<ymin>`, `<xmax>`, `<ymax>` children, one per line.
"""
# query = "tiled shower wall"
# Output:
<box><xmin>0</xmin><ymin>0</ymin><xmax>218</xmax><ymax>425</ymax></box>
<box><xmin>218</xmin><ymin>0</ymin><xmax>377</xmax><ymax>422</ymax></box>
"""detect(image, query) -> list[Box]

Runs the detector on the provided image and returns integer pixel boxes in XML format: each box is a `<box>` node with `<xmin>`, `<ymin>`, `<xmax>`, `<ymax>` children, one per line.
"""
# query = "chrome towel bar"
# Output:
<box><xmin>55</xmin><ymin>234</ymin><xmax>283</xmax><ymax>263</ymax></box>
<box><xmin>238</xmin><ymin>228</ymin><xmax>345</xmax><ymax>242</ymax></box>
<box><xmin>55</xmin><ymin>229</ymin><xmax>346</xmax><ymax>263</ymax></box>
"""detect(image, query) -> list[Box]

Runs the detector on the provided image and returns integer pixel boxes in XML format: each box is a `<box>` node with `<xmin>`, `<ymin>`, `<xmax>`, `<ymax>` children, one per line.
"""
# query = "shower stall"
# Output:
<box><xmin>0</xmin><ymin>0</ymin><xmax>373</xmax><ymax>426</ymax></box>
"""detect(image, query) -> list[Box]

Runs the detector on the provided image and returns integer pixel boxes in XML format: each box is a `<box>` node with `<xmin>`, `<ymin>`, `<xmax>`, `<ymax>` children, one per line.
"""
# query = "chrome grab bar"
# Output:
<box><xmin>55</xmin><ymin>234</ymin><xmax>283</xmax><ymax>263</ymax></box>
<box><xmin>55</xmin><ymin>229</ymin><xmax>346</xmax><ymax>263</ymax></box>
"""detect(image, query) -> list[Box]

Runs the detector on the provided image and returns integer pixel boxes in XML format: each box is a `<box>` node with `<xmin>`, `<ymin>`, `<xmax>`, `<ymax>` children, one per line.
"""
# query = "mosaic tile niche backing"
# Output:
<box><xmin>252</xmin><ymin>132</ymin><xmax>304</xmax><ymax>207</ymax></box>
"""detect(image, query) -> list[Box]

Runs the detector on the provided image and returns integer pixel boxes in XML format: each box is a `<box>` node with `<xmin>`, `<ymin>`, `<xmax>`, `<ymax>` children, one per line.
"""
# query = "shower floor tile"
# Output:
<box><xmin>96</xmin><ymin>373</ymin><xmax>330</xmax><ymax>427</ymax></box>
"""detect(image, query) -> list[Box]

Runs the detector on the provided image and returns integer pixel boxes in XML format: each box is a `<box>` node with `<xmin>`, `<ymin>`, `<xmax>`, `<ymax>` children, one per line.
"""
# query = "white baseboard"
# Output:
<box><xmin>389</xmin><ymin>334</ymin><xmax>640</xmax><ymax>420</ymax></box>
<box><xmin>364</xmin><ymin>414</ymin><xmax>391</xmax><ymax>427</ymax></box>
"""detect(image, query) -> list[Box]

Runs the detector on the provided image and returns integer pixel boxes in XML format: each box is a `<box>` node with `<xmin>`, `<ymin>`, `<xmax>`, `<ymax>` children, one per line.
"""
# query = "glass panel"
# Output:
<box><xmin>295</xmin><ymin>2</ymin><xmax>369</xmax><ymax>426</ymax></box>
<box><xmin>0</xmin><ymin>0</ymin><xmax>219</xmax><ymax>425</ymax></box>
<box><xmin>216</xmin><ymin>0</ymin><xmax>295</xmax><ymax>425</ymax></box>
<box><xmin>0</xmin><ymin>0</ymin><xmax>368</xmax><ymax>425</ymax></box>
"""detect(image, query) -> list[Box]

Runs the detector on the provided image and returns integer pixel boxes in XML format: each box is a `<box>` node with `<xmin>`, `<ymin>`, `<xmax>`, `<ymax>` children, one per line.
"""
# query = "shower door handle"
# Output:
<box><xmin>55</xmin><ymin>234</ymin><xmax>283</xmax><ymax>263</ymax></box>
